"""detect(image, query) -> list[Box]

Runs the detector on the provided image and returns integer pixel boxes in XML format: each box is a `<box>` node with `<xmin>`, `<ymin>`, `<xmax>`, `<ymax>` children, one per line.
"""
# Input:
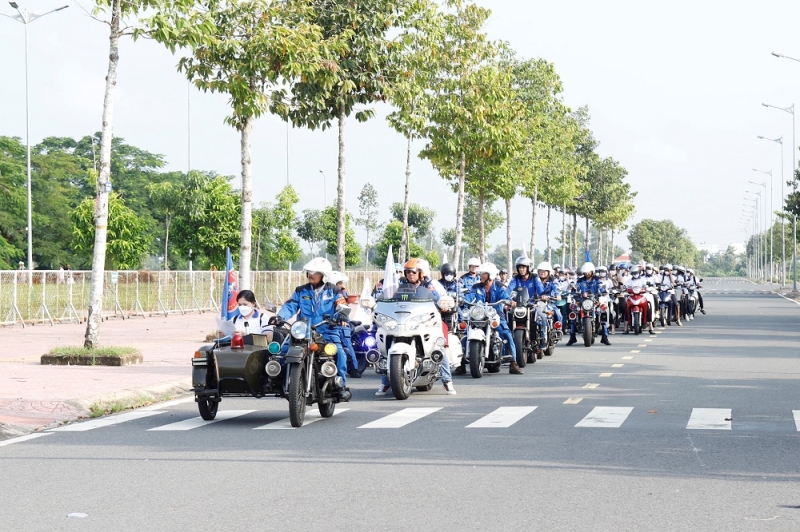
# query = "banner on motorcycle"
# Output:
<box><xmin>382</xmin><ymin>246</ymin><xmax>400</xmax><ymax>300</ymax></box>
<box><xmin>220</xmin><ymin>247</ymin><xmax>238</xmax><ymax>321</ymax></box>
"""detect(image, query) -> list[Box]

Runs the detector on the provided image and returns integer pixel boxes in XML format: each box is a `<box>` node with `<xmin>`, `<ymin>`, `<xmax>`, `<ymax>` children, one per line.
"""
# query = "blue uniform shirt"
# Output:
<box><xmin>277</xmin><ymin>282</ymin><xmax>346</xmax><ymax>333</ymax></box>
<box><xmin>577</xmin><ymin>276</ymin><xmax>606</xmax><ymax>297</ymax></box>
<box><xmin>507</xmin><ymin>274</ymin><xmax>545</xmax><ymax>299</ymax></box>
<box><xmin>460</xmin><ymin>272</ymin><xmax>480</xmax><ymax>291</ymax></box>
<box><xmin>464</xmin><ymin>281</ymin><xmax>511</xmax><ymax>324</ymax></box>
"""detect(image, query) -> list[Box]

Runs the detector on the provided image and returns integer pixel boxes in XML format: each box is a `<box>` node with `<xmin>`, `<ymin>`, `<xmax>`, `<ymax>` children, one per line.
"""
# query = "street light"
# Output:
<box><xmin>745</xmin><ymin>195</ymin><xmax>761</xmax><ymax>279</ymax></box>
<box><xmin>750</xmin><ymin>174</ymin><xmax>772</xmax><ymax>281</ymax></box>
<box><xmin>758</xmin><ymin>135</ymin><xmax>786</xmax><ymax>286</ymax></box>
<box><xmin>2</xmin><ymin>1</ymin><xmax>69</xmax><ymax>279</ymax></box>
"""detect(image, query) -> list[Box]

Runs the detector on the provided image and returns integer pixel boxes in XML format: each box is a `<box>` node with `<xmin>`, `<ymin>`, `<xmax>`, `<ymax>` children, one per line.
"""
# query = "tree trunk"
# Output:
<box><xmin>399</xmin><ymin>133</ymin><xmax>412</xmax><ymax>263</ymax></box>
<box><xmin>255</xmin><ymin>219</ymin><xmax>263</xmax><ymax>271</ymax></box>
<box><xmin>505</xmin><ymin>197</ymin><xmax>512</xmax><ymax>274</ymax></box>
<box><xmin>453</xmin><ymin>151</ymin><xmax>466</xmax><ymax>271</ymax></box>
<box><xmin>529</xmin><ymin>185</ymin><xmax>538</xmax><ymax>259</ymax></box>
<box><xmin>239</xmin><ymin>116</ymin><xmax>253</xmax><ymax>290</ymax></box>
<box><xmin>584</xmin><ymin>217</ymin><xmax>590</xmax><ymax>261</ymax></box>
<box><xmin>598</xmin><ymin>228</ymin><xmax>603</xmax><ymax>266</ymax></box>
<box><xmin>336</xmin><ymin>103</ymin><xmax>347</xmax><ymax>271</ymax></box>
<box><xmin>164</xmin><ymin>215</ymin><xmax>171</xmax><ymax>271</ymax></box>
<box><xmin>546</xmin><ymin>205</ymin><xmax>552</xmax><ymax>263</ymax></box>
<box><xmin>572</xmin><ymin>212</ymin><xmax>578</xmax><ymax>268</ymax></box>
<box><xmin>610</xmin><ymin>230</ymin><xmax>615</xmax><ymax>263</ymax></box>
<box><xmin>561</xmin><ymin>204</ymin><xmax>566</xmax><ymax>267</ymax></box>
<box><xmin>478</xmin><ymin>189</ymin><xmax>486</xmax><ymax>261</ymax></box>
<box><xmin>84</xmin><ymin>0</ymin><xmax>121</xmax><ymax>348</ymax></box>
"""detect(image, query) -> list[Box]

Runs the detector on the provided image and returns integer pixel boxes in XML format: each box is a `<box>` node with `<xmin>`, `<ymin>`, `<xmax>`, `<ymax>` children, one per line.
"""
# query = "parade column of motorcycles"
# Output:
<box><xmin>264</xmin><ymin>256</ymin><xmax>704</xmax><ymax>400</ymax></box>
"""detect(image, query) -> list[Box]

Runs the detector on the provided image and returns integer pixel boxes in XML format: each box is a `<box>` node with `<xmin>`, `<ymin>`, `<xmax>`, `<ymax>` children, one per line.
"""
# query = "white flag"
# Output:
<box><xmin>442</xmin><ymin>253</ymin><xmax>449</xmax><ymax>265</ymax></box>
<box><xmin>382</xmin><ymin>245</ymin><xmax>400</xmax><ymax>299</ymax></box>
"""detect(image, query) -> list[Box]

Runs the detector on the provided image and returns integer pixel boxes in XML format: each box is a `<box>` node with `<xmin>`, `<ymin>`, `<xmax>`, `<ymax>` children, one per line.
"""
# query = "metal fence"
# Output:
<box><xmin>0</xmin><ymin>270</ymin><xmax>384</xmax><ymax>327</ymax></box>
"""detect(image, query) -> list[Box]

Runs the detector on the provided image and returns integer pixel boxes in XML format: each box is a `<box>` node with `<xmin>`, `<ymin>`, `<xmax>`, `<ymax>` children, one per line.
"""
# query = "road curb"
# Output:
<box><xmin>0</xmin><ymin>378</ymin><xmax>193</xmax><ymax>441</ymax></box>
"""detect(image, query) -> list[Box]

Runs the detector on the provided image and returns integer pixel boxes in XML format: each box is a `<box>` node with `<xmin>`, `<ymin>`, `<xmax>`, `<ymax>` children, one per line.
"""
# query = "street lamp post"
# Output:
<box><xmin>2</xmin><ymin>2</ymin><xmax>69</xmax><ymax>279</ymax></box>
<box><xmin>758</xmin><ymin>135</ymin><xmax>785</xmax><ymax>286</ymax></box>
<box><xmin>745</xmin><ymin>196</ymin><xmax>761</xmax><ymax>279</ymax></box>
<box><xmin>750</xmin><ymin>174</ymin><xmax>771</xmax><ymax>281</ymax></box>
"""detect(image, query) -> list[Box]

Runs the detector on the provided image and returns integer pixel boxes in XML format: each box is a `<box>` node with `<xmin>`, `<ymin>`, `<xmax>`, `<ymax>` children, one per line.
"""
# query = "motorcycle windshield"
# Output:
<box><xmin>377</xmin><ymin>285</ymin><xmax>435</xmax><ymax>302</ymax></box>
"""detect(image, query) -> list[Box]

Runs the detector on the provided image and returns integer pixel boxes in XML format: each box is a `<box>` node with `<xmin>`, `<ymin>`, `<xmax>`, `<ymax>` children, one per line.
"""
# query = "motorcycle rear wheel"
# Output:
<box><xmin>544</xmin><ymin>343</ymin><xmax>554</xmax><ymax>356</ymax></box>
<box><xmin>288</xmin><ymin>364</ymin><xmax>307</xmax><ymax>428</ymax></box>
<box><xmin>513</xmin><ymin>329</ymin><xmax>527</xmax><ymax>368</ymax></box>
<box><xmin>197</xmin><ymin>398</ymin><xmax>218</xmax><ymax>421</ymax></box>
<box><xmin>469</xmin><ymin>341</ymin><xmax>484</xmax><ymax>378</ymax></box>
<box><xmin>390</xmin><ymin>355</ymin><xmax>412</xmax><ymax>400</ymax></box>
<box><xmin>318</xmin><ymin>398</ymin><xmax>335</xmax><ymax>418</ymax></box>
<box><xmin>659</xmin><ymin>309</ymin><xmax>666</xmax><ymax>327</ymax></box>
<box><xmin>582</xmin><ymin>317</ymin><xmax>592</xmax><ymax>347</ymax></box>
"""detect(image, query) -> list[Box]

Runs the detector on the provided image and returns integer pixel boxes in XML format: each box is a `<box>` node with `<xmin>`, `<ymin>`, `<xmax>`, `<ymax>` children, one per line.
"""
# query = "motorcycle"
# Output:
<box><xmin>657</xmin><ymin>283</ymin><xmax>674</xmax><ymax>327</ymax></box>
<box><xmin>510</xmin><ymin>289</ymin><xmax>534</xmax><ymax>367</ymax></box>
<box><xmin>463</xmin><ymin>297</ymin><xmax>511</xmax><ymax>378</ymax></box>
<box><xmin>371</xmin><ymin>286</ymin><xmax>460</xmax><ymax>399</ymax></box>
<box><xmin>686</xmin><ymin>284</ymin><xmax>700</xmax><ymax>318</ymax></box>
<box><xmin>626</xmin><ymin>286</ymin><xmax>647</xmax><ymax>335</ymax></box>
<box><xmin>348</xmin><ymin>319</ymin><xmax>376</xmax><ymax>377</ymax></box>
<box><xmin>572</xmin><ymin>292</ymin><xmax>597</xmax><ymax>347</ymax></box>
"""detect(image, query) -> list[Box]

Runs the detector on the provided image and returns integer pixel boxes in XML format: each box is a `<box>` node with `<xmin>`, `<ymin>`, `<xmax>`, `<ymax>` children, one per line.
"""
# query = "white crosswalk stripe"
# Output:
<box><xmin>148</xmin><ymin>410</ymin><xmax>254</xmax><ymax>431</ymax></box>
<box><xmin>575</xmin><ymin>407</ymin><xmax>633</xmax><ymax>428</ymax></box>
<box><xmin>466</xmin><ymin>407</ymin><xmax>537</xmax><ymax>428</ymax></box>
<box><xmin>50</xmin><ymin>410</ymin><xmax>166</xmax><ymax>432</ymax></box>
<box><xmin>792</xmin><ymin>411</ymin><xmax>800</xmax><ymax>431</ymax></box>
<box><xmin>687</xmin><ymin>408</ymin><xmax>731</xmax><ymax>430</ymax></box>
<box><xmin>358</xmin><ymin>407</ymin><xmax>441</xmax><ymax>429</ymax></box>
<box><xmin>254</xmin><ymin>409</ymin><xmax>349</xmax><ymax>430</ymax></box>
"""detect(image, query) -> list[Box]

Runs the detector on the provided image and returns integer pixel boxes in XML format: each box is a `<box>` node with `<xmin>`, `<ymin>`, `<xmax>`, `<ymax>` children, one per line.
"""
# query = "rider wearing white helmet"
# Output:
<box><xmin>567</xmin><ymin>262</ymin><xmax>611</xmax><ymax>346</ymax></box>
<box><xmin>460</xmin><ymin>257</ymin><xmax>482</xmax><ymax>291</ymax></box>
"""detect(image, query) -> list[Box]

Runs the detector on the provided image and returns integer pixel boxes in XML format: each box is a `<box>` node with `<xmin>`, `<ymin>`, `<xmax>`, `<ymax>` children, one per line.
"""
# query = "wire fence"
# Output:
<box><xmin>0</xmin><ymin>270</ymin><xmax>384</xmax><ymax>328</ymax></box>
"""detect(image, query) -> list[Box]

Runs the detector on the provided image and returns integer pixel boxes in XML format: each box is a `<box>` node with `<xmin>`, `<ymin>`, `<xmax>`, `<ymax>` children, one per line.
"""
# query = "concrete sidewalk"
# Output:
<box><xmin>0</xmin><ymin>312</ymin><xmax>217</xmax><ymax>439</ymax></box>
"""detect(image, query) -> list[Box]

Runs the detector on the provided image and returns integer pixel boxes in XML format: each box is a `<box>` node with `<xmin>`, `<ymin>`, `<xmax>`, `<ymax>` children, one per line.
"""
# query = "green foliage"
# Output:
<box><xmin>373</xmin><ymin>220</ymin><xmax>424</xmax><ymax>266</ymax></box>
<box><xmin>440</xmin><ymin>228</ymin><xmax>456</xmax><ymax>248</ymax></box>
<box><xmin>253</xmin><ymin>185</ymin><xmax>302</xmax><ymax>269</ymax></box>
<box><xmin>70</xmin><ymin>192</ymin><xmax>151</xmax><ymax>270</ymax></box>
<box><xmin>424</xmin><ymin>249</ymin><xmax>440</xmax><ymax>269</ymax></box>
<box><xmin>696</xmin><ymin>245</ymin><xmax>746</xmax><ymax>277</ymax></box>
<box><xmin>462</xmin><ymin>195</ymin><xmax>503</xmax><ymax>256</ymax></box>
<box><xmin>390</xmin><ymin>202</ymin><xmax>434</xmax><ymax>238</ymax></box>
<box><xmin>0</xmin><ymin>137</ymin><xmax>32</xmax><ymax>268</ymax></box>
<box><xmin>628</xmin><ymin>219</ymin><xmax>697</xmax><ymax>266</ymax></box>
<box><xmin>296</xmin><ymin>209</ymin><xmax>326</xmax><ymax>254</ymax></box>
<box><xmin>320</xmin><ymin>204</ymin><xmax>361</xmax><ymax>266</ymax></box>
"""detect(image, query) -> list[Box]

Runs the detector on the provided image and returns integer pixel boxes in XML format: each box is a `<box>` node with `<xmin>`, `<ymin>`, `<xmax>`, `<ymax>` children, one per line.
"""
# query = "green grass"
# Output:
<box><xmin>47</xmin><ymin>345</ymin><xmax>139</xmax><ymax>357</ymax></box>
<box><xmin>88</xmin><ymin>392</ymin><xmax>179</xmax><ymax>418</ymax></box>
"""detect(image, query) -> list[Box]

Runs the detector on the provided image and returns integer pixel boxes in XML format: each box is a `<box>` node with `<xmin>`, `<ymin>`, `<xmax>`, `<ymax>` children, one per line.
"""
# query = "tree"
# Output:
<box><xmin>146</xmin><ymin>0</ymin><xmax>343</xmax><ymax>289</ymax></box>
<box><xmin>628</xmin><ymin>219</ymin><xmax>697</xmax><ymax>266</ymax></box>
<box><xmin>440</xmin><ymin>228</ymin><xmax>456</xmax><ymax>260</ymax></box>
<box><xmin>71</xmin><ymin>192</ymin><xmax>151</xmax><ymax>270</ymax></box>
<box><xmin>253</xmin><ymin>185</ymin><xmax>302</xmax><ymax>270</ymax></box>
<box><xmin>320</xmin><ymin>204</ymin><xmax>361</xmax><ymax>267</ymax></box>
<box><xmin>147</xmin><ymin>181</ymin><xmax>181</xmax><ymax>270</ymax></box>
<box><xmin>296</xmin><ymin>209</ymin><xmax>326</xmax><ymax>256</ymax></box>
<box><xmin>420</xmin><ymin>0</ymin><xmax>520</xmax><ymax>270</ymax></box>
<box><xmin>355</xmin><ymin>183</ymin><xmax>383</xmax><ymax>267</ymax></box>
<box><xmin>462</xmin><ymin>194</ymin><xmax>503</xmax><ymax>259</ymax></box>
<box><xmin>389</xmin><ymin>202</ymin><xmax>435</xmax><ymax>238</ymax></box>
<box><xmin>0</xmin><ymin>137</ymin><xmax>27</xmax><ymax>268</ymax></box>
<box><xmin>283</xmin><ymin>0</ymin><xmax>407</xmax><ymax>271</ymax></box>
<box><xmin>373</xmin><ymin>220</ymin><xmax>424</xmax><ymax>266</ymax></box>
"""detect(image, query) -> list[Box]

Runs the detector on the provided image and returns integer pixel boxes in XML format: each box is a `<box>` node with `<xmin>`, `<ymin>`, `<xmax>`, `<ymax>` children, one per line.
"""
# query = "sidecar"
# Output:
<box><xmin>191</xmin><ymin>332</ymin><xmax>287</xmax><ymax>420</ymax></box>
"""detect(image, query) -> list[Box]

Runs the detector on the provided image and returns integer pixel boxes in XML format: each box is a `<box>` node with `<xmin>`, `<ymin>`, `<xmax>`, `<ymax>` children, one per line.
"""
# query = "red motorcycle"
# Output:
<box><xmin>626</xmin><ymin>286</ymin><xmax>647</xmax><ymax>335</ymax></box>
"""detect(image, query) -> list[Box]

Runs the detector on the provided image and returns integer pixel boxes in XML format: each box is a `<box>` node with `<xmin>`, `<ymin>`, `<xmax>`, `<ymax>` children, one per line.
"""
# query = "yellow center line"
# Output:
<box><xmin>612</xmin><ymin>364</ymin><xmax>624</xmax><ymax>368</ymax></box>
<box><xmin>630</xmin><ymin>350</ymin><xmax>641</xmax><ymax>353</ymax></box>
<box><xmin>637</xmin><ymin>344</ymin><xmax>647</xmax><ymax>347</ymax></box>
<box><xmin>599</xmin><ymin>373</ymin><xmax>613</xmax><ymax>377</ymax></box>
<box><xmin>644</xmin><ymin>339</ymin><xmax>653</xmax><ymax>342</ymax></box>
<box><xmin>583</xmin><ymin>383</ymin><xmax>600</xmax><ymax>389</ymax></box>
<box><xmin>564</xmin><ymin>398</ymin><xmax>583</xmax><ymax>404</ymax></box>
<box><xmin>622</xmin><ymin>356</ymin><xmax>633</xmax><ymax>360</ymax></box>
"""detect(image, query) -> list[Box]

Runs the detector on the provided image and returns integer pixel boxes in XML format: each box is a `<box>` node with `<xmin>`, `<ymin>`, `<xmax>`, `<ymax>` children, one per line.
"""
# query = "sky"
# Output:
<box><xmin>3</xmin><ymin>0</ymin><xmax>800</xmax><ymax>259</ymax></box>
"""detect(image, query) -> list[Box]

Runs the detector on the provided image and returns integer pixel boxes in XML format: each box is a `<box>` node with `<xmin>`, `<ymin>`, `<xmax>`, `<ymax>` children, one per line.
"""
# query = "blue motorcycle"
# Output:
<box><xmin>348</xmin><ymin>320</ymin><xmax>378</xmax><ymax>377</ymax></box>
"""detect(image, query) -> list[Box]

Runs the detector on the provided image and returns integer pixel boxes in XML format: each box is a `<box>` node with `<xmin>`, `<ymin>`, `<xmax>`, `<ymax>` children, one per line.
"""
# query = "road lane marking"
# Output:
<box><xmin>254</xmin><ymin>409</ymin><xmax>348</xmax><ymax>430</ymax></box>
<box><xmin>0</xmin><ymin>433</ymin><xmax>53</xmax><ymax>447</ymax></box>
<box><xmin>644</xmin><ymin>339</ymin><xmax>653</xmax><ymax>342</ymax></box>
<box><xmin>575</xmin><ymin>407</ymin><xmax>633</xmax><ymax>428</ymax></box>
<box><xmin>599</xmin><ymin>373</ymin><xmax>613</xmax><ymax>377</ymax></box>
<box><xmin>358</xmin><ymin>407</ymin><xmax>442</xmax><ymax>429</ymax></box>
<box><xmin>141</xmin><ymin>397</ymin><xmax>194</xmax><ymax>411</ymax></box>
<box><xmin>622</xmin><ymin>356</ymin><xmax>633</xmax><ymax>360</ymax></box>
<box><xmin>793</xmin><ymin>411</ymin><xmax>800</xmax><ymax>431</ymax></box>
<box><xmin>612</xmin><ymin>364</ymin><xmax>624</xmax><ymax>368</ymax></box>
<box><xmin>51</xmin><ymin>411</ymin><xmax>166</xmax><ymax>432</ymax></box>
<box><xmin>583</xmin><ymin>383</ymin><xmax>600</xmax><ymax>389</ymax></box>
<box><xmin>687</xmin><ymin>408</ymin><xmax>731</xmax><ymax>430</ymax></box>
<box><xmin>776</xmin><ymin>293</ymin><xmax>800</xmax><ymax>307</ymax></box>
<box><xmin>564</xmin><ymin>398</ymin><xmax>583</xmax><ymax>404</ymax></box>
<box><xmin>148</xmin><ymin>410</ymin><xmax>254</xmax><ymax>431</ymax></box>
<box><xmin>630</xmin><ymin>350</ymin><xmax>641</xmax><ymax>353</ymax></box>
<box><xmin>637</xmin><ymin>344</ymin><xmax>647</xmax><ymax>347</ymax></box>
<box><xmin>466</xmin><ymin>407</ymin><xmax>537</xmax><ymax>428</ymax></box>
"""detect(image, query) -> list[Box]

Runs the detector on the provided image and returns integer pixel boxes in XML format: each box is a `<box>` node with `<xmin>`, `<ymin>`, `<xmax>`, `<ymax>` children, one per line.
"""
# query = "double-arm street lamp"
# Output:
<box><xmin>757</xmin><ymin>135</ymin><xmax>786</xmax><ymax>286</ymax></box>
<box><xmin>744</xmin><ymin>194</ymin><xmax>762</xmax><ymax>279</ymax></box>
<box><xmin>750</xmin><ymin>173</ymin><xmax>772</xmax><ymax>281</ymax></box>
<box><xmin>2</xmin><ymin>1</ymin><xmax>69</xmax><ymax>279</ymax></box>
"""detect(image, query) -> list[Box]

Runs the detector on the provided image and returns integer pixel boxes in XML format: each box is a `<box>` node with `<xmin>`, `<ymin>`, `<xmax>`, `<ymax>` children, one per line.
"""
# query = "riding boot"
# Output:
<box><xmin>601</xmin><ymin>333</ymin><xmax>611</xmax><ymax>345</ymax></box>
<box><xmin>509</xmin><ymin>361</ymin><xmax>523</xmax><ymax>374</ymax></box>
<box><xmin>566</xmin><ymin>333</ymin><xmax>577</xmax><ymax>346</ymax></box>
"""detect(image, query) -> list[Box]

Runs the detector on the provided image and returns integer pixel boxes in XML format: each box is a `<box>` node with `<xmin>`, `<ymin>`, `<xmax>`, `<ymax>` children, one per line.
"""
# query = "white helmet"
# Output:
<box><xmin>581</xmin><ymin>262</ymin><xmax>596</xmax><ymax>274</ymax></box>
<box><xmin>302</xmin><ymin>257</ymin><xmax>333</xmax><ymax>283</ymax></box>
<box><xmin>536</xmin><ymin>261</ymin><xmax>553</xmax><ymax>274</ymax></box>
<box><xmin>477</xmin><ymin>262</ymin><xmax>499</xmax><ymax>279</ymax></box>
<box><xmin>329</xmin><ymin>270</ymin><xmax>348</xmax><ymax>285</ymax></box>
<box><xmin>467</xmin><ymin>257</ymin><xmax>481</xmax><ymax>268</ymax></box>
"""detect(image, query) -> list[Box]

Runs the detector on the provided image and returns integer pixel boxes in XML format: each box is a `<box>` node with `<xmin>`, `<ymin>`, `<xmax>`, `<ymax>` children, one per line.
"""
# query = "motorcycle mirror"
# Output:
<box><xmin>335</xmin><ymin>304</ymin><xmax>352</xmax><ymax>316</ymax></box>
<box><xmin>263</xmin><ymin>303</ymin><xmax>278</xmax><ymax>314</ymax></box>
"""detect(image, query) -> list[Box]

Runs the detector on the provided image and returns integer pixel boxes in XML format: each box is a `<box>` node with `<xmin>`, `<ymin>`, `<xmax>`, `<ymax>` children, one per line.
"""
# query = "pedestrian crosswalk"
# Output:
<box><xmin>33</xmin><ymin>405</ymin><xmax>800</xmax><ymax>436</ymax></box>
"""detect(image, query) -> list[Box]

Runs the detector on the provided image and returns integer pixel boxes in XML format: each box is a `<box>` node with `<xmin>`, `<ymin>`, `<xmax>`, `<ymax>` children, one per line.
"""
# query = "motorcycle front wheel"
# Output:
<box><xmin>659</xmin><ymin>308</ymin><xmax>666</xmax><ymax>327</ymax></box>
<box><xmin>390</xmin><ymin>355</ymin><xmax>412</xmax><ymax>400</ymax></box>
<box><xmin>197</xmin><ymin>397</ymin><xmax>218</xmax><ymax>421</ymax></box>
<box><xmin>513</xmin><ymin>329</ymin><xmax>527</xmax><ymax>368</ymax></box>
<box><xmin>633</xmin><ymin>313</ymin><xmax>642</xmax><ymax>335</ymax></box>
<box><xmin>469</xmin><ymin>340</ymin><xmax>484</xmax><ymax>378</ymax></box>
<box><xmin>288</xmin><ymin>363</ymin><xmax>307</xmax><ymax>428</ymax></box>
<box><xmin>582</xmin><ymin>317</ymin><xmax>592</xmax><ymax>347</ymax></box>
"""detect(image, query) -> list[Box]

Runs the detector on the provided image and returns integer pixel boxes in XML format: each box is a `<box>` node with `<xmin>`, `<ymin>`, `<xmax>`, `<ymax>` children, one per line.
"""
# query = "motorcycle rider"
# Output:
<box><xmin>568</xmin><ymin>262</ymin><xmax>611</xmax><ymax>346</ymax></box>
<box><xmin>497</xmin><ymin>268</ymin><xmax>510</xmax><ymax>289</ymax></box>
<box><xmin>376</xmin><ymin>258</ymin><xmax>456</xmax><ymax>396</ymax></box>
<box><xmin>274</xmin><ymin>257</ymin><xmax>351</xmax><ymax>402</ymax></box>
<box><xmin>656</xmin><ymin>264</ymin><xmax>681</xmax><ymax>326</ymax></box>
<box><xmin>330</xmin><ymin>271</ymin><xmax>362</xmax><ymax>378</ymax></box>
<box><xmin>555</xmin><ymin>267</ymin><xmax>572</xmax><ymax>330</ymax></box>
<box><xmin>229</xmin><ymin>289</ymin><xmax>271</xmax><ymax>336</ymax></box>
<box><xmin>460</xmin><ymin>257</ymin><xmax>482</xmax><ymax>291</ymax></box>
<box><xmin>624</xmin><ymin>266</ymin><xmax>655</xmax><ymax>334</ymax></box>
<box><xmin>686</xmin><ymin>268</ymin><xmax>705</xmax><ymax>315</ymax></box>
<box><xmin>465</xmin><ymin>262</ymin><xmax>522</xmax><ymax>374</ymax></box>
<box><xmin>535</xmin><ymin>261</ymin><xmax>562</xmax><ymax>355</ymax></box>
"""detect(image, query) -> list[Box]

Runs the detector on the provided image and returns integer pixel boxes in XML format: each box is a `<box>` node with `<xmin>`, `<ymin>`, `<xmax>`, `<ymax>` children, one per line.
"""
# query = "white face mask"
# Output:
<box><xmin>444</xmin><ymin>274</ymin><xmax>454</xmax><ymax>282</ymax></box>
<box><xmin>238</xmin><ymin>305</ymin><xmax>254</xmax><ymax>317</ymax></box>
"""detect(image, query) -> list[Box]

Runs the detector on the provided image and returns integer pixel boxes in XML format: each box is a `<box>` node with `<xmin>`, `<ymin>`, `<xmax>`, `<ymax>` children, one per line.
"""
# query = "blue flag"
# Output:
<box><xmin>220</xmin><ymin>247</ymin><xmax>238</xmax><ymax>320</ymax></box>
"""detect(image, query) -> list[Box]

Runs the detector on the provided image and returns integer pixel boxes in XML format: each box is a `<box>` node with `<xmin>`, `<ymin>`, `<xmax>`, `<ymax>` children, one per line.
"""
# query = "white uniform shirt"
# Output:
<box><xmin>231</xmin><ymin>310</ymin><xmax>270</xmax><ymax>335</ymax></box>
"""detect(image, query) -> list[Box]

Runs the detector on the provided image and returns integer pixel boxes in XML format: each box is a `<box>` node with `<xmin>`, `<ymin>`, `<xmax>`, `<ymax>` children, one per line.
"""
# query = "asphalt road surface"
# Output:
<box><xmin>2</xmin><ymin>278</ymin><xmax>799</xmax><ymax>531</ymax></box>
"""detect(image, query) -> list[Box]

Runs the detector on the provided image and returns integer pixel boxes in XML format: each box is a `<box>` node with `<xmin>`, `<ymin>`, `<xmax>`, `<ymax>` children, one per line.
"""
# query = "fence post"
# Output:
<box><xmin>112</xmin><ymin>272</ymin><xmax>126</xmax><ymax>319</ymax></box>
<box><xmin>131</xmin><ymin>271</ymin><xmax>146</xmax><ymax>318</ymax></box>
<box><xmin>172</xmin><ymin>271</ymin><xmax>185</xmax><ymax>314</ymax></box>
<box><xmin>61</xmin><ymin>274</ymin><xmax>79</xmax><ymax>323</ymax></box>
<box><xmin>5</xmin><ymin>272</ymin><xmax>25</xmax><ymax>327</ymax></box>
<box><xmin>34</xmin><ymin>272</ymin><xmax>54</xmax><ymax>325</ymax></box>
<box><xmin>156</xmin><ymin>271</ymin><xmax>168</xmax><ymax>316</ymax></box>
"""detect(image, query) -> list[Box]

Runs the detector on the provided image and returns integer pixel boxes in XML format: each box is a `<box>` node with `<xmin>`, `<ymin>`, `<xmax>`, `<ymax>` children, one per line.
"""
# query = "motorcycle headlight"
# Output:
<box><xmin>470</xmin><ymin>306</ymin><xmax>487</xmax><ymax>321</ymax></box>
<box><xmin>487</xmin><ymin>307</ymin><xmax>498</xmax><ymax>318</ymax></box>
<box><xmin>364</xmin><ymin>336</ymin><xmax>377</xmax><ymax>348</ymax></box>
<box><xmin>384</xmin><ymin>319</ymin><xmax>398</xmax><ymax>331</ymax></box>
<box><xmin>581</xmin><ymin>299</ymin><xmax>594</xmax><ymax>311</ymax></box>
<box><xmin>373</xmin><ymin>313</ymin><xmax>391</xmax><ymax>325</ymax></box>
<box><xmin>323</xmin><ymin>343</ymin><xmax>337</xmax><ymax>356</ymax></box>
<box><xmin>406</xmin><ymin>315</ymin><xmax>425</xmax><ymax>330</ymax></box>
<box><xmin>290</xmin><ymin>321</ymin><xmax>309</xmax><ymax>340</ymax></box>
<box><xmin>513</xmin><ymin>308</ymin><xmax>526</xmax><ymax>318</ymax></box>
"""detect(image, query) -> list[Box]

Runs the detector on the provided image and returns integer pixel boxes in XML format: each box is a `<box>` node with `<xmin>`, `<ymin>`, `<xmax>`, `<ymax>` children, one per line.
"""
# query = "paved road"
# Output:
<box><xmin>2</xmin><ymin>279</ymin><xmax>799</xmax><ymax>530</ymax></box>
